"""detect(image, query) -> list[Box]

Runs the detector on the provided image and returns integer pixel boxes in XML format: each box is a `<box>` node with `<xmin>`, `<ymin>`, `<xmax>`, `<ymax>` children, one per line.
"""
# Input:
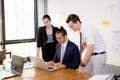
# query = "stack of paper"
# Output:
<box><xmin>24</xmin><ymin>62</ymin><xmax>35</xmax><ymax>69</ymax></box>
<box><xmin>89</xmin><ymin>74</ymin><xmax>115</xmax><ymax>80</ymax></box>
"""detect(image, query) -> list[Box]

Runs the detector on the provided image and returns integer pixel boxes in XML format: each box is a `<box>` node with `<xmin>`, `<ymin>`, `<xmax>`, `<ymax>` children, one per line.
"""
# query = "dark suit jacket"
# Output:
<box><xmin>53</xmin><ymin>40</ymin><xmax>81</xmax><ymax>69</ymax></box>
<box><xmin>36</xmin><ymin>26</ymin><xmax>58</xmax><ymax>51</ymax></box>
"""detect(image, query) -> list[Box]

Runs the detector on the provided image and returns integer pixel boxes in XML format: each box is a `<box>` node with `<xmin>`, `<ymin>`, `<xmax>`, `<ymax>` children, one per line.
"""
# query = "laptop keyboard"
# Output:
<box><xmin>0</xmin><ymin>70</ymin><xmax>14</xmax><ymax>79</ymax></box>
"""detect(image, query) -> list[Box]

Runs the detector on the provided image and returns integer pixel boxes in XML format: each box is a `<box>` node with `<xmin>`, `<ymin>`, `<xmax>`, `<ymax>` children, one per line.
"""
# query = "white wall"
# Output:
<box><xmin>47</xmin><ymin>0</ymin><xmax>120</xmax><ymax>66</ymax></box>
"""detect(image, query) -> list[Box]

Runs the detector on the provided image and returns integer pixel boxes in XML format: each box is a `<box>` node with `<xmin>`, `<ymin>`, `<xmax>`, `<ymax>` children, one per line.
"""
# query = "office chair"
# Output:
<box><xmin>0</xmin><ymin>51</ymin><xmax>5</xmax><ymax>63</ymax></box>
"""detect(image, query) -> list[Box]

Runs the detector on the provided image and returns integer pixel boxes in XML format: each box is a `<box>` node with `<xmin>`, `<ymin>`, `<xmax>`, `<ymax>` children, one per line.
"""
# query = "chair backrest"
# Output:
<box><xmin>0</xmin><ymin>50</ymin><xmax>5</xmax><ymax>63</ymax></box>
<box><xmin>115</xmin><ymin>75</ymin><xmax>120</xmax><ymax>80</ymax></box>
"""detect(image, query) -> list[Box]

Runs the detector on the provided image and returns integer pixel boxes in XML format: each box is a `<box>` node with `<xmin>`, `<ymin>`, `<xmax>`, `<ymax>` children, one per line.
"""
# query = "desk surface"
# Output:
<box><xmin>4</xmin><ymin>68</ymin><xmax>92</xmax><ymax>80</ymax></box>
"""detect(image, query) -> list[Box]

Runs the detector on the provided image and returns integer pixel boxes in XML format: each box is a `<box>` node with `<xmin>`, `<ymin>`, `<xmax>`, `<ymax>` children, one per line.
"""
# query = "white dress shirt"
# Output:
<box><xmin>80</xmin><ymin>24</ymin><xmax>106</xmax><ymax>53</ymax></box>
<box><xmin>60</xmin><ymin>40</ymin><xmax>68</xmax><ymax>62</ymax></box>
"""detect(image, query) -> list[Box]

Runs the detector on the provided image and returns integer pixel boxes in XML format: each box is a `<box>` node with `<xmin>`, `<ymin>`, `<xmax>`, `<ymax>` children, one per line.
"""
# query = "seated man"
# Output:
<box><xmin>48</xmin><ymin>27</ymin><xmax>80</xmax><ymax>69</ymax></box>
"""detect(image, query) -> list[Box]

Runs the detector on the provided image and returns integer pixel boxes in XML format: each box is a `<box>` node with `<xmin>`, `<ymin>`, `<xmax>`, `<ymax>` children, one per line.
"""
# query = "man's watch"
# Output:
<box><xmin>80</xmin><ymin>63</ymin><xmax>85</xmax><ymax>67</ymax></box>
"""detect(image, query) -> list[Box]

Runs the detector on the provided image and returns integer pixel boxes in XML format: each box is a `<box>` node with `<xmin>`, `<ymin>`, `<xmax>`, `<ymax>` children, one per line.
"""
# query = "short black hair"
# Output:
<box><xmin>42</xmin><ymin>14</ymin><xmax>51</xmax><ymax>21</ymax></box>
<box><xmin>66</xmin><ymin>14</ymin><xmax>82</xmax><ymax>23</ymax></box>
<box><xmin>56</xmin><ymin>26</ymin><xmax>67</xmax><ymax>37</ymax></box>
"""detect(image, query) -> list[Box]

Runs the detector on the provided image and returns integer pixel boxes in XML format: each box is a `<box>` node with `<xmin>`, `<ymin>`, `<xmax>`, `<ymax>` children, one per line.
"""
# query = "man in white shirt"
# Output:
<box><xmin>66</xmin><ymin>14</ymin><xmax>106</xmax><ymax>74</ymax></box>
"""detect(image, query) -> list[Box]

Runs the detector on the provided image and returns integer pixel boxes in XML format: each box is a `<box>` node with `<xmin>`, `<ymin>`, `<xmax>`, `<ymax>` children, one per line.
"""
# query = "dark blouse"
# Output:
<box><xmin>36</xmin><ymin>26</ymin><xmax>58</xmax><ymax>51</ymax></box>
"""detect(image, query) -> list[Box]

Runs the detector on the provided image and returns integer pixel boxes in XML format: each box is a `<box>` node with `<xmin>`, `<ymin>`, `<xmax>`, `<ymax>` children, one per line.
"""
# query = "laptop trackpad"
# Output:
<box><xmin>48</xmin><ymin>66</ymin><xmax>54</xmax><ymax>70</ymax></box>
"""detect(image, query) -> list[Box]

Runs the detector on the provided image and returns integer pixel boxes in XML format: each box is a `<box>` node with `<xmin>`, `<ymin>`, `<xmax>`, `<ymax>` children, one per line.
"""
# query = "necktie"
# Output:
<box><xmin>80</xmin><ymin>32</ymin><xmax>83</xmax><ymax>57</ymax></box>
<box><xmin>60</xmin><ymin>45</ymin><xmax>64</xmax><ymax>63</ymax></box>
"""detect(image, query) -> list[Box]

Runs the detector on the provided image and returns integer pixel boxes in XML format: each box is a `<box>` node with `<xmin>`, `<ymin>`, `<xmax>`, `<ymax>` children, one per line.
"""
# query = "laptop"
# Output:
<box><xmin>29</xmin><ymin>56</ymin><xmax>59</xmax><ymax>71</ymax></box>
<box><xmin>0</xmin><ymin>55</ymin><xmax>25</xmax><ymax>80</ymax></box>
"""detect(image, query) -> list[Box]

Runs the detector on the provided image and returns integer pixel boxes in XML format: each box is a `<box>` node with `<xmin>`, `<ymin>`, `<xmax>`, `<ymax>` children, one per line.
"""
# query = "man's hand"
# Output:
<box><xmin>48</xmin><ymin>61</ymin><xmax>55</xmax><ymax>66</ymax></box>
<box><xmin>76</xmin><ymin>66</ymin><xmax>85</xmax><ymax>74</ymax></box>
<box><xmin>54</xmin><ymin>62</ymin><xmax>66</xmax><ymax>68</ymax></box>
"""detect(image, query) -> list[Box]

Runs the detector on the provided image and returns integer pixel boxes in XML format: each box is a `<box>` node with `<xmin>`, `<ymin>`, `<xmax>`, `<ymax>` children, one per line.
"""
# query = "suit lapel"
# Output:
<box><xmin>57</xmin><ymin>44</ymin><xmax>61</xmax><ymax>61</ymax></box>
<box><xmin>62</xmin><ymin>40</ymin><xmax>70</xmax><ymax>62</ymax></box>
<box><xmin>43</xmin><ymin>27</ymin><xmax>47</xmax><ymax>41</ymax></box>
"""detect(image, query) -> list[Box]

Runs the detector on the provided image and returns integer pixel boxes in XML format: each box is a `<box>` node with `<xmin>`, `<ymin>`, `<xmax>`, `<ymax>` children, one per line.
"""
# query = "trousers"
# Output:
<box><xmin>85</xmin><ymin>54</ymin><xmax>106</xmax><ymax>74</ymax></box>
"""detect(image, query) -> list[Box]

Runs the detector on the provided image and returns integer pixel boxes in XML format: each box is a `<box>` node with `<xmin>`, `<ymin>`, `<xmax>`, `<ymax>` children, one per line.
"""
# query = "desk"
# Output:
<box><xmin>4</xmin><ymin>68</ymin><xmax>92</xmax><ymax>80</ymax></box>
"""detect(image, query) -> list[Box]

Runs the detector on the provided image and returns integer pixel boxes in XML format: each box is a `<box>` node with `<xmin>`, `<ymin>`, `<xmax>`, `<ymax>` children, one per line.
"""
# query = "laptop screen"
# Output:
<box><xmin>11</xmin><ymin>55</ymin><xmax>24</xmax><ymax>74</ymax></box>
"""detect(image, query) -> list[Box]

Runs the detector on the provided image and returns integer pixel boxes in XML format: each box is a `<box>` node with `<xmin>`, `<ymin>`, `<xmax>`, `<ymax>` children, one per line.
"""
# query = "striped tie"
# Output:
<box><xmin>80</xmin><ymin>32</ymin><xmax>83</xmax><ymax>58</ymax></box>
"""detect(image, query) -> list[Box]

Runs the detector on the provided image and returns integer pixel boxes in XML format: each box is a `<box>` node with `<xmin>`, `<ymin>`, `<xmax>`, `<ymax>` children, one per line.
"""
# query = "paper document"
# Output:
<box><xmin>24</xmin><ymin>62</ymin><xmax>35</xmax><ymax>69</ymax></box>
<box><xmin>89</xmin><ymin>74</ymin><xmax>114</xmax><ymax>80</ymax></box>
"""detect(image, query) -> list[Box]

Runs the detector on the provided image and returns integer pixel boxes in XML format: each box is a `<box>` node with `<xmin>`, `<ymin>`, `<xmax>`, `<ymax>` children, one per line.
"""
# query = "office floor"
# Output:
<box><xmin>102</xmin><ymin>64</ymin><xmax>120</xmax><ymax>76</ymax></box>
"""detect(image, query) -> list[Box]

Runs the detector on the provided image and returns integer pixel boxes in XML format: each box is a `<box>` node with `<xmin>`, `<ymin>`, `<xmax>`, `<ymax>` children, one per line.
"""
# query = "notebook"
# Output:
<box><xmin>0</xmin><ymin>55</ymin><xmax>24</xmax><ymax>80</ymax></box>
<box><xmin>29</xmin><ymin>56</ymin><xmax>59</xmax><ymax>71</ymax></box>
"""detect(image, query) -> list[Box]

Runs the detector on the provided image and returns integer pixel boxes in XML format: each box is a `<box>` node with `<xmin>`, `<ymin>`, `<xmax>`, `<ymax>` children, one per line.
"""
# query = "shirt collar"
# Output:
<box><xmin>80</xmin><ymin>23</ymin><xmax>86</xmax><ymax>34</ymax></box>
<box><xmin>62</xmin><ymin>39</ymin><xmax>68</xmax><ymax>47</ymax></box>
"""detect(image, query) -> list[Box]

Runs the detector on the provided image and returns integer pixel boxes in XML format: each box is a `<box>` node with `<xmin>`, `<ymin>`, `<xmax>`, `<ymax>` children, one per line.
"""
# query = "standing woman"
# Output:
<box><xmin>36</xmin><ymin>15</ymin><xmax>58</xmax><ymax>62</ymax></box>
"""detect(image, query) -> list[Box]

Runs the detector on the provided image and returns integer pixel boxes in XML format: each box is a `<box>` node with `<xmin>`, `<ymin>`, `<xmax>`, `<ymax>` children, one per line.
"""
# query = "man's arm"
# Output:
<box><xmin>53</xmin><ymin>52</ymin><xmax>59</xmax><ymax>63</ymax></box>
<box><xmin>77</xmin><ymin>44</ymin><xmax>94</xmax><ymax>73</ymax></box>
<box><xmin>53</xmin><ymin>44</ymin><xmax>60</xmax><ymax>63</ymax></box>
<box><xmin>82</xmin><ymin>44</ymin><xmax>94</xmax><ymax>64</ymax></box>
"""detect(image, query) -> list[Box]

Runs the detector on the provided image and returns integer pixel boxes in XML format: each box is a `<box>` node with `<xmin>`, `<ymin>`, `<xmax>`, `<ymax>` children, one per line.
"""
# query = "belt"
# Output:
<box><xmin>92</xmin><ymin>51</ymin><xmax>106</xmax><ymax>56</ymax></box>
